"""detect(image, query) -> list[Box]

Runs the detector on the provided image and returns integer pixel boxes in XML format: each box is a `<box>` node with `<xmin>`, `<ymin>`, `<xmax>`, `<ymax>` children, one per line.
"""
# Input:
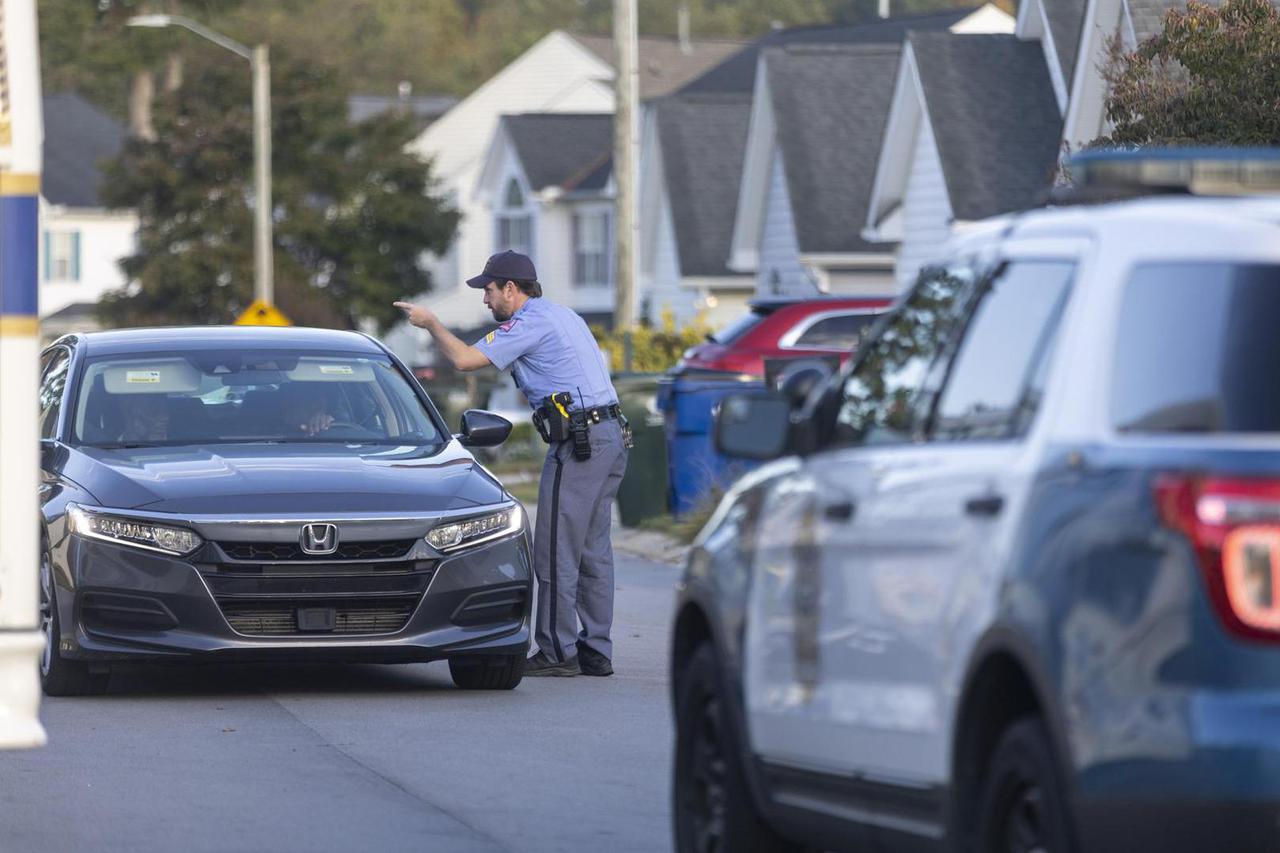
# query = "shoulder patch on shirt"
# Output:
<box><xmin>500</xmin><ymin>317</ymin><xmax>521</xmax><ymax>333</ymax></box>
<box><xmin>485</xmin><ymin>331</ymin><xmax>496</xmax><ymax>344</ymax></box>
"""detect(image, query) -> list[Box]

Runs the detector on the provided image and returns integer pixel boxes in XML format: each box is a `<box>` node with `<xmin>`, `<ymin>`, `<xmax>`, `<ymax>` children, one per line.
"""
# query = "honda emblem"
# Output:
<box><xmin>300</xmin><ymin>523</ymin><xmax>339</xmax><ymax>555</ymax></box>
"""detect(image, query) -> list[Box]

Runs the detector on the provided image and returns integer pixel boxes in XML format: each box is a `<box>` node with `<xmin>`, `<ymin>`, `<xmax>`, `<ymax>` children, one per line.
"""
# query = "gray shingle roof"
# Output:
<box><xmin>500</xmin><ymin>113</ymin><xmax>613</xmax><ymax>192</ymax></box>
<box><xmin>910</xmin><ymin>32</ymin><xmax>1062</xmax><ymax>220</ymax></box>
<box><xmin>1127</xmin><ymin>0</ymin><xmax>1220</xmax><ymax>43</ymax></box>
<box><xmin>41</xmin><ymin>92</ymin><xmax>126</xmax><ymax>208</ymax></box>
<box><xmin>679</xmin><ymin>7</ymin><xmax>975</xmax><ymax>96</ymax></box>
<box><xmin>655</xmin><ymin>94</ymin><xmax>753</xmax><ymax>277</ymax></box>
<box><xmin>347</xmin><ymin>94</ymin><xmax>457</xmax><ymax>129</ymax></box>
<box><xmin>1044</xmin><ymin>0</ymin><xmax>1087</xmax><ymax>89</ymax></box>
<box><xmin>570</xmin><ymin>34</ymin><xmax>746</xmax><ymax>99</ymax></box>
<box><xmin>766</xmin><ymin>44</ymin><xmax>901</xmax><ymax>254</ymax></box>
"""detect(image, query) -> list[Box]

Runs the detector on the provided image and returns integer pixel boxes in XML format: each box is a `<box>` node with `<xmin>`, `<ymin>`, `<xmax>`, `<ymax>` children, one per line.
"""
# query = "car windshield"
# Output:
<box><xmin>1113</xmin><ymin>262</ymin><xmax>1280</xmax><ymax>433</ymax></box>
<box><xmin>71</xmin><ymin>349</ymin><xmax>443</xmax><ymax>448</ymax></box>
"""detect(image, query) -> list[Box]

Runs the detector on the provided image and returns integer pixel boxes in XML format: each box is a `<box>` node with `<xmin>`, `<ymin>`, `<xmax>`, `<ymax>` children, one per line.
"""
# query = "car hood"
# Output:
<box><xmin>64</xmin><ymin>441</ymin><xmax>508</xmax><ymax>515</ymax></box>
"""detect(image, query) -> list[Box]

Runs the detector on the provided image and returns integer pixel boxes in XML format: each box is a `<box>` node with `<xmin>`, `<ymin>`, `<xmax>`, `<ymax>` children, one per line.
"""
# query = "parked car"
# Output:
<box><xmin>37</xmin><ymin>326</ymin><xmax>530</xmax><ymax>695</ymax></box>
<box><xmin>670</xmin><ymin>154</ymin><xmax>1280</xmax><ymax>853</ymax></box>
<box><xmin>677</xmin><ymin>296</ymin><xmax>891</xmax><ymax>378</ymax></box>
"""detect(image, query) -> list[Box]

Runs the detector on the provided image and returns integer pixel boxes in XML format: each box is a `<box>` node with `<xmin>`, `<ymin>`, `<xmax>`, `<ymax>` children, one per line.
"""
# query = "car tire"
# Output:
<box><xmin>39</xmin><ymin>551</ymin><xmax>108</xmax><ymax>697</ymax></box>
<box><xmin>673</xmin><ymin>643</ymin><xmax>800</xmax><ymax>853</ymax></box>
<box><xmin>977</xmin><ymin>718</ymin><xmax>1074</xmax><ymax>853</ymax></box>
<box><xmin>448</xmin><ymin>655</ymin><xmax>524</xmax><ymax>690</ymax></box>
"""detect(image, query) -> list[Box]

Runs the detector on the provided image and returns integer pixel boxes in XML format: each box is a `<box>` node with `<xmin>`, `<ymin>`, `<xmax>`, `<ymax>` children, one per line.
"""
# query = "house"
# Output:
<box><xmin>39</xmin><ymin>92</ymin><xmax>137</xmax><ymax>340</ymax></box>
<box><xmin>473</xmin><ymin>113</ymin><xmax>616</xmax><ymax>325</ymax></box>
<box><xmin>864</xmin><ymin>27</ymin><xmax>1065</xmax><ymax>286</ymax></box>
<box><xmin>385</xmin><ymin>31</ymin><xmax>743</xmax><ymax>365</ymax></box>
<box><xmin>1062</xmin><ymin>0</ymin><xmax>1200</xmax><ymax>149</ymax></box>
<box><xmin>638</xmin><ymin>92</ymin><xmax>754</xmax><ymax>327</ymax></box>
<box><xmin>723</xmin><ymin>6</ymin><xmax>1014</xmax><ymax>298</ymax></box>
<box><xmin>347</xmin><ymin>91</ymin><xmax>457</xmax><ymax>132</ymax></box>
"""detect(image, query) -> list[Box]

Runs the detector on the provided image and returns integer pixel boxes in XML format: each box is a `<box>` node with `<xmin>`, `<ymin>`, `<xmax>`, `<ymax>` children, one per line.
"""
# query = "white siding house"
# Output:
<box><xmin>39</xmin><ymin>93</ymin><xmax>137</xmax><ymax>340</ymax></box>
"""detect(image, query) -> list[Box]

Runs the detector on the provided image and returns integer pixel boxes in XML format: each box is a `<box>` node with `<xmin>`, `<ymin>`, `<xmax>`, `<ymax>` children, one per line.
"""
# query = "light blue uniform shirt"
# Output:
<box><xmin>475</xmin><ymin>298</ymin><xmax>618</xmax><ymax>410</ymax></box>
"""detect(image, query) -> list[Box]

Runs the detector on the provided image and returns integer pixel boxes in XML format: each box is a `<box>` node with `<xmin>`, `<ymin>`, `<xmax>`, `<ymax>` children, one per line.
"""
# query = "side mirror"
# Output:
<box><xmin>456</xmin><ymin>409</ymin><xmax>513</xmax><ymax>448</ymax></box>
<box><xmin>714</xmin><ymin>392</ymin><xmax>791</xmax><ymax>460</ymax></box>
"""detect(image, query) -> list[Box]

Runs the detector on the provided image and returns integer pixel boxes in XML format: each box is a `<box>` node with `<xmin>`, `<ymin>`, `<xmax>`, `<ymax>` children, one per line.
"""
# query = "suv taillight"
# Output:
<box><xmin>1155</xmin><ymin>475</ymin><xmax>1280</xmax><ymax>642</ymax></box>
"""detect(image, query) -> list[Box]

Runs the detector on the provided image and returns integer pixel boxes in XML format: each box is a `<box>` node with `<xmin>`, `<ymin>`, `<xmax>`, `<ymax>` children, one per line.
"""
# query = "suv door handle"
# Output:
<box><xmin>964</xmin><ymin>494</ymin><xmax>1004</xmax><ymax>517</ymax></box>
<box><xmin>824</xmin><ymin>500</ymin><xmax>856</xmax><ymax>522</ymax></box>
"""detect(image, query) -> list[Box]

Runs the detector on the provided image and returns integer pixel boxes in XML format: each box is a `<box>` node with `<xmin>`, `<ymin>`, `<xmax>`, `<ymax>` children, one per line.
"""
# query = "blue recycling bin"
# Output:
<box><xmin>657</xmin><ymin>370</ymin><xmax>764</xmax><ymax>516</ymax></box>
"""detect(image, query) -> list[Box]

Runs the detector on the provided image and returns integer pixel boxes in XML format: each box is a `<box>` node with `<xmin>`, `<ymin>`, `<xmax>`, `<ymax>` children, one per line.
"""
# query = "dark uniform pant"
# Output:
<box><xmin>533</xmin><ymin>418</ymin><xmax>629</xmax><ymax>662</ymax></box>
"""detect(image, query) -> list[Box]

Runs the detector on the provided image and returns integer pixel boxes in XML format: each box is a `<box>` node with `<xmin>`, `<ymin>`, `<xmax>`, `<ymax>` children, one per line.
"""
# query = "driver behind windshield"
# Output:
<box><xmin>116</xmin><ymin>394</ymin><xmax>170</xmax><ymax>442</ymax></box>
<box><xmin>278</xmin><ymin>383</ymin><xmax>335</xmax><ymax>436</ymax></box>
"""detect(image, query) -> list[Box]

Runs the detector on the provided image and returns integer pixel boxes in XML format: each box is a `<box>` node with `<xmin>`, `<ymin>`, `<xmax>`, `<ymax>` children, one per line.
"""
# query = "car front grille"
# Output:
<box><xmin>221</xmin><ymin>599</ymin><xmax>417</xmax><ymax>636</ymax></box>
<box><xmin>217</xmin><ymin>539</ymin><xmax>418</xmax><ymax>562</ymax></box>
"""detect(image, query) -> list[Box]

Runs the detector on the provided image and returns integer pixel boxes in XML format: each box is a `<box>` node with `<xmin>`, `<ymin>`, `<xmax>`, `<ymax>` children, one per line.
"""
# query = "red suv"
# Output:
<box><xmin>678</xmin><ymin>297</ymin><xmax>891</xmax><ymax>377</ymax></box>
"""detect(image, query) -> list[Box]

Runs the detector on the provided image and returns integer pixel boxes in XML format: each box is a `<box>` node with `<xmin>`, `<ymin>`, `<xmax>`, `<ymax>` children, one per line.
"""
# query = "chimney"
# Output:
<box><xmin>878</xmin><ymin>0</ymin><xmax>890</xmax><ymax>18</ymax></box>
<box><xmin>678</xmin><ymin>4</ymin><xmax>692</xmax><ymax>55</ymax></box>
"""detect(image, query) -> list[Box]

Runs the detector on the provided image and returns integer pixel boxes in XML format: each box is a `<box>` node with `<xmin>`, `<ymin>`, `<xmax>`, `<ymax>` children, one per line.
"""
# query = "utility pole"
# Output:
<box><xmin>252</xmin><ymin>44</ymin><xmax>273</xmax><ymax>308</ymax></box>
<box><xmin>613</xmin><ymin>0</ymin><xmax>639</xmax><ymax>332</ymax></box>
<box><xmin>0</xmin><ymin>0</ymin><xmax>49</xmax><ymax>749</ymax></box>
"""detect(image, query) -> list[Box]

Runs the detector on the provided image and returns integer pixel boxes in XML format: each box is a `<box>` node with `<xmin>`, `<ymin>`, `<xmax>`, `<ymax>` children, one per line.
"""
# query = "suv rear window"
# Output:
<box><xmin>1113</xmin><ymin>262</ymin><xmax>1280</xmax><ymax>433</ymax></box>
<box><xmin>711</xmin><ymin>311</ymin><xmax>766</xmax><ymax>345</ymax></box>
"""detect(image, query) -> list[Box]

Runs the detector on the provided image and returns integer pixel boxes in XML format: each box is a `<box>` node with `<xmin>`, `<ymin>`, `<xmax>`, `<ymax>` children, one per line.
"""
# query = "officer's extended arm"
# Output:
<box><xmin>393</xmin><ymin>302</ymin><xmax>492</xmax><ymax>372</ymax></box>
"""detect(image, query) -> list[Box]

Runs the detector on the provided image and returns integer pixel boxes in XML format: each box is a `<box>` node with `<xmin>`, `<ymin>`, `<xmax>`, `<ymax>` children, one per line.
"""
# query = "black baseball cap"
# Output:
<box><xmin>466</xmin><ymin>250</ymin><xmax>539</xmax><ymax>289</ymax></box>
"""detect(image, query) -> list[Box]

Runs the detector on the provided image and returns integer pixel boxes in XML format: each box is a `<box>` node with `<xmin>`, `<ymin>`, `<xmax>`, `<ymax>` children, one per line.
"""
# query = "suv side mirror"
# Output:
<box><xmin>457</xmin><ymin>410</ymin><xmax>513</xmax><ymax>448</ymax></box>
<box><xmin>714</xmin><ymin>392</ymin><xmax>791</xmax><ymax>460</ymax></box>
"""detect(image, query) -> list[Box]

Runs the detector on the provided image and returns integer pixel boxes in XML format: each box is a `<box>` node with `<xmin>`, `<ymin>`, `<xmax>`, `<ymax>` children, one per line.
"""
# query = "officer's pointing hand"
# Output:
<box><xmin>393</xmin><ymin>301</ymin><xmax>435</xmax><ymax>329</ymax></box>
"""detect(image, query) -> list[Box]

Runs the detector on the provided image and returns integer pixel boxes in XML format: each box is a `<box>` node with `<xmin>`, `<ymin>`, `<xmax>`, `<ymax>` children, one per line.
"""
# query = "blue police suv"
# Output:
<box><xmin>38</xmin><ymin>326</ymin><xmax>530</xmax><ymax>695</ymax></box>
<box><xmin>671</xmin><ymin>151</ymin><xmax>1280</xmax><ymax>853</ymax></box>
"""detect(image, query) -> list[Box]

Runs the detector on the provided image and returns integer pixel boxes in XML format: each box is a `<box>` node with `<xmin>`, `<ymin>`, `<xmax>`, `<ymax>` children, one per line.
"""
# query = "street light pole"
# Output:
<box><xmin>127</xmin><ymin>14</ymin><xmax>273</xmax><ymax>307</ymax></box>
<box><xmin>251</xmin><ymin>44</ymin><xmax>273</xmax><ymax>307</ymax></box>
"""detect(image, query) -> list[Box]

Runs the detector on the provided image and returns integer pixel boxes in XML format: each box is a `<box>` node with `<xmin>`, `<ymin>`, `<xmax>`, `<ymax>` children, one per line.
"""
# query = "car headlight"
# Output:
<box><xmin>426</xmin><ymin>505</ymin><xmax>522</xmax><ymax>553</ymax></box>
<box><xmin>67</xmin><ymin>504</ymin><xmax>203</xmax><ymax>556</ymax></box>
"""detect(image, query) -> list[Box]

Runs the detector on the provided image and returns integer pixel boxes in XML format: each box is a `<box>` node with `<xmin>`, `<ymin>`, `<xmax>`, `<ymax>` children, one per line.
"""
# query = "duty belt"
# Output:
<box><xmin>580</xmin><ymin>403</ymin><xmax>622</xmax><ymax>423</ymax></box>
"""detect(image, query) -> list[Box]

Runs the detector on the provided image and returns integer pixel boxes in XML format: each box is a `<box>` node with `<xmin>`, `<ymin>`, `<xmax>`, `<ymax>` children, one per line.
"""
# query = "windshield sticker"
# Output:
<box><xmin>125</xmin><ymin>370</ymin><xmax>162</xmax><ymax>384</ymax></box>
<box><xmin>319</xmin><ymin>365</ymin><xmax>354</xmax><ymax>376</ymax></box>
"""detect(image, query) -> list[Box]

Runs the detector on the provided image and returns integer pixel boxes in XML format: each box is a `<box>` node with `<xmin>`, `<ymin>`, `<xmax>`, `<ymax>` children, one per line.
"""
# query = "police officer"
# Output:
<box><xmin>394</xmin><ymin>250</ymin><xmax>628</xmax><ymax>677</ymax></box>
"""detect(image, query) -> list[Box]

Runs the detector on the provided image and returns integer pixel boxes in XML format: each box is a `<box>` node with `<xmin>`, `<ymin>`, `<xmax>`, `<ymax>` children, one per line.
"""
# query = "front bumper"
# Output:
<box><xmin>56</xmin><ymin>522</ymin><xmax>532</xmax><ymax>664</ymax></box>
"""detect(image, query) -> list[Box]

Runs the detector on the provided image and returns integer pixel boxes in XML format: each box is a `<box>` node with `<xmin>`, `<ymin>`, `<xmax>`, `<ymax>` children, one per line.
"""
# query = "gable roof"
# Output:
<box><xmin>910</xmin><ymin>32</ymin><xmax>1062</xmax><ymax>220</ymax></box>
<box><xmin>655</xmin><ymin>93</ymin><xmax>753</xmax><ymax>277</ymax></box>
<box><xmin>41</xmin><ymin>92</ymin><xmax>127</xmax><ymax>208</ymax></box>
<box><xmin>679</xmin><ymin>7</ymin><xmax>979</xmax><ymax>96</ymax></box>
<box><xmin>767</xmin><ymin>44</ymin><xmax>901</xmax><ymax>254</ymax></box>
<box><xmin>347</xmin><ymin>93</ymin><xmax>457</xmax><ymax>129</ymax></box>
<box><xmin>1044</xmin><ymin>0</ymin><xmax>1088</xmax><ymax>89</ymax></box>
<box><xmin>500</xmin><ymin>113</ymin><xmax>614</xmax><ymax>192</ymax></box>
<box><xmin>569</xmin><ymin>33</ymin><xmax>747</xmax><ymax>99</ymax></box>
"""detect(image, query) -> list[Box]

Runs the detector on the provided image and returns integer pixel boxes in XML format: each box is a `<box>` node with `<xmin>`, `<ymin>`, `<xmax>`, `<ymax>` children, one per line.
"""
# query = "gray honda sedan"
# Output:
<box><xmin>37</xmin><ymin>326</ymin><xmax>530</xmax><ymax>695</ymax></box>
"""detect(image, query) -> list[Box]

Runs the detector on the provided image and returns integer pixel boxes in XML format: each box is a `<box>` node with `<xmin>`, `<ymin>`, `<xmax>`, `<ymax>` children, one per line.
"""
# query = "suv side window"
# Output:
<box><xmin>39</xmin><ymin>347</ymin><xmax>72</xmax><ymax>440</ymax></box>
<box><xmin>832</xmin><ymin>265</ymin><xmax>975</xmax><ymax>446</ymax></box>
<box><xmin>792</xmin><ymin>312</ymin><xmax>877</xmax><ymax>350</ymax></box>
<box><xmin>931</xmin><ymin>260</ymin><xmax>1074</xmax><ymax>441</ymax></box>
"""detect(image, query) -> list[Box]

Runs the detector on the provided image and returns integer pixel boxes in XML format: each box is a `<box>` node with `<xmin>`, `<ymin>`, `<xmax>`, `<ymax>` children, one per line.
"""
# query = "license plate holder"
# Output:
<box><xmin>297</xmin><ymin>607</ymin><xmax>336</xmax><ymax>632</ymax></box>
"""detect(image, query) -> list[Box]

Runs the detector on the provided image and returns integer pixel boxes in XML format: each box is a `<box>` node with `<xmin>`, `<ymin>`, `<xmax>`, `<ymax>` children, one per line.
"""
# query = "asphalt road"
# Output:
<box><xmin>0</xmin><ymin>553</ymin><xmax>679</xmax><ymax>853</ymax></box>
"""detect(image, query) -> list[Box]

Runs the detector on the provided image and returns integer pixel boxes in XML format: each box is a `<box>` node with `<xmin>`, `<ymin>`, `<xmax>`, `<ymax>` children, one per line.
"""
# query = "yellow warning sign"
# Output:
<box><xmin>235</xmin><ymin>300</ymin><xmax>292</xmax><ymax>327</ymax></box>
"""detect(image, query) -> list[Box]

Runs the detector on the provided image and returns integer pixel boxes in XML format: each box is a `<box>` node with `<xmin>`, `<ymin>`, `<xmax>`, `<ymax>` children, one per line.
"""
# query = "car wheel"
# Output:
<box><xmin>674</xmin><ymin>643</ymin><xmax>800</xmax><ymax>853</ymax></box>
<box><xmin>39</xmin><ymin>551</ymin><xmax>108</xmax><ymax>697</ymax></box>
<box><xmin>977</xmin><ymin>718</ymin><xmax>1073</xmax><ymax>853</ymax></box>
<box><xmin>448</xmin><ymin>655</ymin><xmax>524</xmax><ymax>690</ymax></box>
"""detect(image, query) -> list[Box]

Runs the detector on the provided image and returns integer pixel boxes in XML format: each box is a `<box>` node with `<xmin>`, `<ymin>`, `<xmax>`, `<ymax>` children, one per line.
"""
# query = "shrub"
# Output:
<box><xmin>592</xmin><ymin>309</ymin><xmax>715</xmax><ymax>374</ymax></box>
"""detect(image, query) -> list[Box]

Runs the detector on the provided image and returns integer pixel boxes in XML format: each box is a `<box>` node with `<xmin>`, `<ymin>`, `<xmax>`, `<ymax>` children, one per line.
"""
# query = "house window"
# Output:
<box><xmin>495</xmin><ymin>178</ymin><xmax>533</xmax><ymax>258</ymax></box>
<box><xmin>44</xmin><ymin>230</ymin><xmax>81</xmax><ymax>282</ymax></box>
<box><xmin>573</xmin><ymin>210</ymin><xmax>612</xmax><ymax>288</ymax></box>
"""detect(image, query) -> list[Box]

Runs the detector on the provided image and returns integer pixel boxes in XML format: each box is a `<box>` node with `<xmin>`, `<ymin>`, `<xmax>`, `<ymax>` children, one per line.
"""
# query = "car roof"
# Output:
<box><xmin>69</xmin><ymin>326</ymin><xmax>384</xmax><ymax>357</ymax></box>
<box><xmin>946</xmin><ymin>194</ymin><xmax>1280</xmax><ymax>259</ymax></box>
<box><xmin>749</xmin><ymin>295</ymin><xmax>891</xmax><ymax>313</ymax></box>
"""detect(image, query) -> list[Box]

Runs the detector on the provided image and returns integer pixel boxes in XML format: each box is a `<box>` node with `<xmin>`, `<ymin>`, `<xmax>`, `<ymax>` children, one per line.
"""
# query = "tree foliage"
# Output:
<box><xmin>593</xmin><ymin>309</ymin><xmax>714</xmax><ymax>373</ymax></box>
<box><xmin>1097</xmin><ymin>0</ymin><xmax>1280</xmax><ymax>147</ymax></box>
<box><xmin>98</xmin><ymin>50</ymin><xmax>459</xmax><ymax>331</ymax></box>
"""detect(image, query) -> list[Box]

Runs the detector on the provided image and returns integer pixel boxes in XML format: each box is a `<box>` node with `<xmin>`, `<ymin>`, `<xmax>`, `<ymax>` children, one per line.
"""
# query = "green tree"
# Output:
<box><xmin>98</xmin><ymin>49</ymin><xmax>460</xmax><ymax>331</ymax></box>
<box><xmin>1097</xmin><ymin>0</ymin><xmax>1280</xmax><ymax>147</ymax></box>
